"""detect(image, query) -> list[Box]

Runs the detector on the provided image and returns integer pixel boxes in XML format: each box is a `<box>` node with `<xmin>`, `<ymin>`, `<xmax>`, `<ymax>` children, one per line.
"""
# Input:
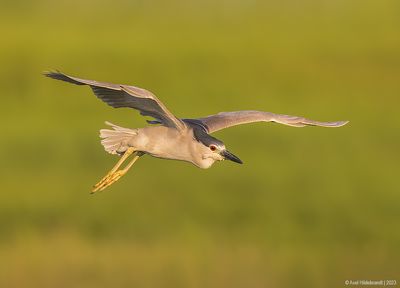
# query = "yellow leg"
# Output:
<box><xmin>96</xmin><ymin>154</ymin><xmax>140</xmax><ymax>192</ymax></box>
<box><xmin>92</xmin><ymin>147</ymin><xmax>139</xmax><ymax>193</ymax></box>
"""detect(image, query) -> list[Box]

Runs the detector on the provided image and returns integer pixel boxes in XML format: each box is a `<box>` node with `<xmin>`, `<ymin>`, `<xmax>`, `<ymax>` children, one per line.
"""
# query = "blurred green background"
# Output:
<box><xmin>1</xmin><ymin>0</ymin><xmax>399</xmax><ymax>287</ymax></box>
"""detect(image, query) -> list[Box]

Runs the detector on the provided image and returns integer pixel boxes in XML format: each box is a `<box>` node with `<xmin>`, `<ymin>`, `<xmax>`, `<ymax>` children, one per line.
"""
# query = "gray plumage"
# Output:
<box><xmin>45</xmin><ymin>71</ymin><xmax>185</xmax><ymax>130</ymax></box>
<box><xmin>197</xmin><ymin>110</ymin><xmax>348</xmax><ymax>132</ymax></box>
<box><xmin>44</xmin><ymin>71</ymin><xmax>348</xmax><ymax>192</ymax></box>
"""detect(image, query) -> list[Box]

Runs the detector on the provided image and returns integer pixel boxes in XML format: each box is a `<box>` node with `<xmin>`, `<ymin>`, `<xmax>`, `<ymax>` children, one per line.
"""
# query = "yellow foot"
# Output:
<box><xmin>91</xmin><ymin>148</ymin><xmax>140</xmax><ymax>194</ymax></box>
<box><xmin>92</xmin><ymin>170</ymin><xmax>127</xmax><ymax>192</ymax></box>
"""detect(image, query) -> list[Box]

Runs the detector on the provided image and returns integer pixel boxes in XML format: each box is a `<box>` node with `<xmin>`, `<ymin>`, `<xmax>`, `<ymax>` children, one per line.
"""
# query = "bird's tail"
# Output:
<box><xmin>99</xmin><ymin>122</ymin><xmax>138</xmax><ymax>155</ymax></box>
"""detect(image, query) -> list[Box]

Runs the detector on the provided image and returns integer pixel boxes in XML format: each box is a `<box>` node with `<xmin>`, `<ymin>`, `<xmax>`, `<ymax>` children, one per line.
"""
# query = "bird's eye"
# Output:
<box><xmin>209</xmin><ymin>145</ymin><xmax>217</xmax><ymax>151</ymax></box>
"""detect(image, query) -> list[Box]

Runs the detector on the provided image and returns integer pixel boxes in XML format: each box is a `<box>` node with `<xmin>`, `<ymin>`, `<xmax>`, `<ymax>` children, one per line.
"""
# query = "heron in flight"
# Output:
<box><xmin>45</xmin><ymin>71</ymin><xmax>348</xmax><ymax>193</ymax></box>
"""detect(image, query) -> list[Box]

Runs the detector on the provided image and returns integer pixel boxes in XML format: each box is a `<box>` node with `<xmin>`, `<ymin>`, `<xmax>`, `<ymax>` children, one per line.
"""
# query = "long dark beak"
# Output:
<box><xmin>221</xmin><ymin>150</ymin><xmax>243</xmax><ymax>164</ymax></box>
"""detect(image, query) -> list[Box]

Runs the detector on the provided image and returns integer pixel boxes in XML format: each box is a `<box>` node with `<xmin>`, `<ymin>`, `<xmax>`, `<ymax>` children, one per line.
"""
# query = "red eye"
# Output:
<box><xmin>210</xmin><ymin>145</ymin><xmax>217</xmax><ymax>151</ymax></box>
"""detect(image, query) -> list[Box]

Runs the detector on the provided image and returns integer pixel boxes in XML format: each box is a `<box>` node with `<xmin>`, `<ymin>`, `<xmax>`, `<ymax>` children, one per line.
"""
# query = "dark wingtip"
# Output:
<box><xmin>43</xmin><ymin>69</ymin><xmax>60</xmax><ymax>78</ymax></box>
<box><xmin>43</xmin><ymin>70</ymin><xmax>84</xmax><ymax>85</ymax></box>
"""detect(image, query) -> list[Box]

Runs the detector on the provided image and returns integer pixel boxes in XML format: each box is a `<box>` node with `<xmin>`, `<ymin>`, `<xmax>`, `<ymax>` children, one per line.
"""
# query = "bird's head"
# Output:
<box><xmin>203</xmin><ymin>141</ymin><xmax>243</xmax><ymax>164</ymax></box>
<box><xmin>192</xmin><ymin>126</ymin><xmax>243</xmax><ymax>166</ymax></box>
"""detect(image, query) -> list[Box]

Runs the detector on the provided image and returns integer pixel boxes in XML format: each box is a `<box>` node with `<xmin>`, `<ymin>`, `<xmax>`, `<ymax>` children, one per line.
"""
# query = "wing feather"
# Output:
<box><xmin>44</xmin><ymin>71</ymin><xmax>185</xmax><ymax>130</ymax></box>
<box><xmin>196</xmin><ymin>110</ymin><xmax>348</xmax><ymax>133</ymax></box>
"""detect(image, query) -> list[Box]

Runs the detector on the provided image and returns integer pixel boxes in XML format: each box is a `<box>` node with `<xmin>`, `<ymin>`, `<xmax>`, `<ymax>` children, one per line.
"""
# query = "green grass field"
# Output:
<box><xmin>1</xmin><ymin>1</ymin><xmax>399</xmax><ymax>287</ymax></box>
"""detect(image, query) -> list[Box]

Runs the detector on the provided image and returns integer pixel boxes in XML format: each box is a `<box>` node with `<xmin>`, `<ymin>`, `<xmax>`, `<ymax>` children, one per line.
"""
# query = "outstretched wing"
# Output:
<box><xmin>195</xmin><ymin>110</ymin><xmax>348</xmax><ymax>133</ymax></box>
<box><xmin>44</xmin><ymin>71</ymin><xmax>185</xmax><ymax>130</ymax></box>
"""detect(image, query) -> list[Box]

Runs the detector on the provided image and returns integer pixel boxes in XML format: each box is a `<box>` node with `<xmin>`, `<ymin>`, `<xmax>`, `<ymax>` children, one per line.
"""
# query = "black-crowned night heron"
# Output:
<box><xmin>45</xmin><ymin>71</ymin><xmax>348</xmax><ymax>193</ymax></box>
